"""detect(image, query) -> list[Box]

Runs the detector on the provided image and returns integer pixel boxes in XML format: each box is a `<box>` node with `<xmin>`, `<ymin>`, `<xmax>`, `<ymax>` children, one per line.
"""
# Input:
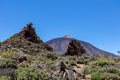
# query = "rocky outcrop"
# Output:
<box><xmin>0</xmin><ymin>23</ymin><xmax>53</xmax><ymax>54</ymax></box>
<box><xmin>17</xmin><ymin>23</ymin><xmax>42</xmax><ymax>43</ymax></box>
<box><xmin>65</xmin><ymin>39</ymin><xmax>86</xmax><ymax>56</ymax></box>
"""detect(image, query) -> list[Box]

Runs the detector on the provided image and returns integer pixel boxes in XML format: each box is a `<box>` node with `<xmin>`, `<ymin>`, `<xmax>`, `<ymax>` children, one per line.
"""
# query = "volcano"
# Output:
<box><xmin>46</xmin><ymin>35</ymin><xmax>115</xmax><ymax>56</ymax></box>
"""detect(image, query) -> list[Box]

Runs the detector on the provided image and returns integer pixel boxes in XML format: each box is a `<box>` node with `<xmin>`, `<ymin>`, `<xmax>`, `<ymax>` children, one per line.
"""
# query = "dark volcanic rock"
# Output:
<box><xmin>65</xmin><ymin>39</ymin><xmax>86</xmax><ymax>56</ymax></box>
<box><xmin>46</xmin><ymin>36</ymin><xmax>115</xmax><ymax>56</ymax></box>
<box><xmin>20</xmin><ymin>23</ymin><xmax>42</xmax><ymax>43</ymax></box>
<box><xmin>0</xmin><ymin>23</ymin><xmax>53</xmax><ymax>54</ymax></box>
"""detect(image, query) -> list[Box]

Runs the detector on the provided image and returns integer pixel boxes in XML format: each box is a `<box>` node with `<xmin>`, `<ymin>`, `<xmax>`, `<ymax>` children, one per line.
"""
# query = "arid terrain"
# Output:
<box><xmin>0</xmin><ymin>23</ymin><xmax>120</xmax><ymax>80</ymax></box>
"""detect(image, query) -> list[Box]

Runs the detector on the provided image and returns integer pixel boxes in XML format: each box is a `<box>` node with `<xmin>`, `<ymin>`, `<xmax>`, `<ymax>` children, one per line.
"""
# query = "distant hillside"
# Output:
<box><xmin>46</xmin><ymin>35</ymin><xmax>115</xmax><ymax>56</ymax></box>
<box><xmin>0</xmin><ymin>23</ymin><xmax>52</xmax><ymax>54</ymax></box>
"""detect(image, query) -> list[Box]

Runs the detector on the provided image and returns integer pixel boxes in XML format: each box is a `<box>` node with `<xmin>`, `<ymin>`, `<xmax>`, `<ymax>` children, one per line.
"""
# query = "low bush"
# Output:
<box><xmin>91</xmin><ymin>72</ymin><xmax>120</xmax><ymax>80</ymax></box>
<box><xmin>15</xmin><ymin>68</ymin><xmax>51</xmax><ymax>80</ymax></box>
<box><xmin>0</xmin><ymin>59</ymin><xmax>17</xmax><ymax>68</ymax></box>
<box><xmin>0</xmin><ymin>50</ymin><xmax>15</xmax><ymax>58</ymax></box>
<box><xmin>90</xmin><ymin>58</ymin><xmax>115</xmax><ymax>67</ymax></box>
<box><xmin>0</xmin><ymin>76</ymin><xmax>9</xmax><ymax>80</ymax></box>
<box><xmin>81</xmin><ymin>65</ymin><xmax>90</xmax><ymax>79</ymax></box>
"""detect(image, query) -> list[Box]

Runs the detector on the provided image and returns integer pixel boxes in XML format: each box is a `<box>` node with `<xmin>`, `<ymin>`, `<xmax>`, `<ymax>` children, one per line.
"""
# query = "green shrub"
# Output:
<box><xmin>18</xmin><ymin>61</ymin><xmax>30</xmax><ymax>68</ymax></box>
<box><xmin>108</xmin><ymin>66</ymin><xmax>120</xmax><ymax>74</ymax></box>
<box><xmin>91</xmin><ymin>72</ymin><xmax>120</xmax><ymax>80</ymax></box>
<box><xmin>81</xmin><ymin>66</ymin><xmax>90</xmax><ymax>74</ymax></box>
<box><xmin>91</xmin><ymin>72</ymin><xmax>101</xmax><ymax>80</ymax></box>
<box><xmin>0</xmin><ymin>59</ymin><xmax>17</xmax><ymax>68</ymax></box>
<box><xmin>0</xmin><ymin>76</ymin><xmax>9</xmax><ymax>80</ymax></box>
<box><xmin>0</xmin><ymin>50</ymin><xmax>15</xmax><ymax>58</ymax></box>
<box><xmin>101</xmin><ymin>73</ymin><xmax>120</xmax><ymax>80</ymax></box>
<box><xmin>90</xmin><ymin>58</ymin><xmax>115</xmax><ymax>67</ymax></box>
<box><xmin>81</xmin><ymin>65</ymin><xmax>90</xmax><ymax>79</ymax></box>
<box><xmin>15</xmin><ymin>68</ymin><xmax>50</xmax><ymax>80</ymax></box>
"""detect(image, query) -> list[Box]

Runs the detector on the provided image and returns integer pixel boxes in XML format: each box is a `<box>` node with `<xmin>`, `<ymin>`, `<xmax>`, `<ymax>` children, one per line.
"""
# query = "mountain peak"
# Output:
<box><xmin>63</xmin><ymin>35</ymin><xmax>72</xmax><ymax>39</ymax></box>
<box><xmin>22</xmin><ymin>23</ymin><xmax>34</xmax><ymax>32</ymax></box>
<box><xmin>1</xmin><ymin>23</ymin><xmax>53</xmax><ymax>54</ymax></box>
<box><xmin>46</xmin><ymin>37</ymin><xmax>115</xmax><ymax>56</ymax></box>
<box><xmin>19</xmin><ymin>23</ymin><xmax>41</xmax><ymax>43</ymax></box>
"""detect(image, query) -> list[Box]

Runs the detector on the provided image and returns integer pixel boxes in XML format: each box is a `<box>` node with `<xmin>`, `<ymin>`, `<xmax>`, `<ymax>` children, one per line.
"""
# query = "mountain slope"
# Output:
<box><xmin>46</xmin><ymin>35</ymin><xmax>114</xmax><ymax>56</ymax></box>
<box><xmin>0</xmin><ymin>23</ymin><xmax>52</xmax><ymax>54</ymax></box>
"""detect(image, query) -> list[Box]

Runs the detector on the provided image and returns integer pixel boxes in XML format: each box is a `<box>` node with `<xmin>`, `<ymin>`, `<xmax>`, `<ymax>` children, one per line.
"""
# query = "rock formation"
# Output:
<box><xmin>65</xmin><ymin>39</ymin><xmax>86</xmax><ymax>55</ymax></box>
<box><xmin>0</xmin><ymin>23</ymin><xmax>53</xmax><ymax>54</ymax></box>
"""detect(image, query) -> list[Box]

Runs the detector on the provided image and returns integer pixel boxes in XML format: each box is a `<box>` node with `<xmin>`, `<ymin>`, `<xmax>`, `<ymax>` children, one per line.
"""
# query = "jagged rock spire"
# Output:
<box><xmin>19</xmin><ymin>23</ymin><xmax>41</xmax><ymax>43</ymax></box>
<box><xmin>65</xmin><ymin>39</ymin><xmax>86</xmax><ymax>56</ymax></box>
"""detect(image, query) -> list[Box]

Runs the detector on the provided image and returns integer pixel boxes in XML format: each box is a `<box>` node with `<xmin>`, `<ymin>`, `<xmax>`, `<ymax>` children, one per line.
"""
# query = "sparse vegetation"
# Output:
<box><xmin>90</xmin><ymin>57</ymin><xmax>120</xmax><ymax>80</ymax></box>
<box><xmin>0</xmin><ymin>76</ymin><xmax>9</xmax><ymax>80</ymax></box>
<box><xmin>0</xmin><ymin>23</ymin><xmax>120</xmax><ymax>80</ymax></box>
<box><xmin>0</xmin><ymin>50</ymin><xmax>15</xmax><ymax>58</ymax></box>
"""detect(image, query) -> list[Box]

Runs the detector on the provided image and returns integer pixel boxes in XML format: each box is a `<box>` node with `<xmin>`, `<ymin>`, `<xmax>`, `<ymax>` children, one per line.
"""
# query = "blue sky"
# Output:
<box><xmin>0</xmin><ymin>0</ymin><xmax>120</xmax><ymax>55</ymax></box>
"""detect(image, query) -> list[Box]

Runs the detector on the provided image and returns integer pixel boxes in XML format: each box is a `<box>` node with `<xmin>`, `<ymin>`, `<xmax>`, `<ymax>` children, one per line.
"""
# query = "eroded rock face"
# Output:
<box><xmin>65</xmin><ymin>39</ymin><xmax>86</xmax><ymax>56</ymax></box>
